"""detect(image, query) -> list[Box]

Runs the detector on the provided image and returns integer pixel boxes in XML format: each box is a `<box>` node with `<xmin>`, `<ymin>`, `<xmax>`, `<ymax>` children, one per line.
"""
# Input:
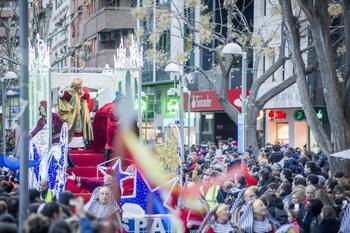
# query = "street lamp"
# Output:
<box><xmin>165</xmin><ymin>62</ymin><xmax>185</xmax><ymax>186</ymax></box>
<box><xmin>1</xmin><ymin>71</ymin><xmax>18</xmax><ymax>155</ymax></box>
<box><xmin>222</xmin><ymin>42</ymin><xmax>247</xmax><ymax>153</ymax></box>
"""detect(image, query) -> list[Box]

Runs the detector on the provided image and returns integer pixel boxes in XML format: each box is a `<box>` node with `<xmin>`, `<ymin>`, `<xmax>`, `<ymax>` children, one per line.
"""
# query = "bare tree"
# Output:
<box><xmin>133</xmin><ymin>0</ymin><xmax>315</xmax><ymax>153</ymax></box>
<box><xmin>281</xmin><ymin>0</ymin><xmax>350</xmax><ymax>155</ymax></box>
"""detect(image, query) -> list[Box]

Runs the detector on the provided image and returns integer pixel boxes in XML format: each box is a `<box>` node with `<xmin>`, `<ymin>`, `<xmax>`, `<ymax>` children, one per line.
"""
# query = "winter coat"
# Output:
<box><xmin>314</xmin><ymin>152</ymin><xmax>330</xmax><ymax>173</ymax></box>
<box><xmin>268</xmin><ymin>151</ymin><xmax>284</xmax><ymax>164</ymax></box>
<box><xmin>259</xmin><ymin>177</ymin><xmax>276</xmax><ymax>196</ymax></box>
<box><xmin>316</xmin><ymin>219</ymin><xmax>340</xmax><ymax>233</ymax></box>
<box><xmin>267</xmin><ymin>196</ymin><xmax>289</xmax><ymax>225</ymax></box>
<box><xmin>283</xmin><ymin>157</ymin><xmax>303</xmax><ymax>174</ymax></box>
<box><xmin>309</xmin><ymin>217</ymin><xmax>320</xmax><ymax>233</ymax></box>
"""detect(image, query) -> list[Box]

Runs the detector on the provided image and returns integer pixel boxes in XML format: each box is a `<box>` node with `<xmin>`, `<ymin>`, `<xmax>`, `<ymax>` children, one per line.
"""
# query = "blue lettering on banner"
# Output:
<box><xmin>122</xmin><ymin>216</ymin><xmax>174</xmax><ymax>233</ymax></box>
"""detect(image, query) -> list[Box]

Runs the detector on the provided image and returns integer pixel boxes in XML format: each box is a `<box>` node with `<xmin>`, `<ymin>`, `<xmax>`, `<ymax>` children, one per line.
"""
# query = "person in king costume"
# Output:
<box><xmin>58</xmin><ymin>78</ymin><xmax>93</xmax><ymax>147</ymax></box>
<box><xmin>30</xmin><ymin>100</ymin><xmax>63</xmax><ymax>143</ymax></box>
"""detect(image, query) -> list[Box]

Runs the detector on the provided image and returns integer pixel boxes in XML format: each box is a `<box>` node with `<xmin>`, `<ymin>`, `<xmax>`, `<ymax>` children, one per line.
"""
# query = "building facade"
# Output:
<box><xmin>47</xmin><ymin>0</ymin><xmax>71</xmax><ymax>67</ymax></box>
<box><xmin>80</xmin><ymin>0</ymin><xmax>136</xmax><ymax>68</ymax></box>
<box><xmin>254</xmin><ymin>0</ymin><xmax>327</xmax><ymax>149</ymax></box>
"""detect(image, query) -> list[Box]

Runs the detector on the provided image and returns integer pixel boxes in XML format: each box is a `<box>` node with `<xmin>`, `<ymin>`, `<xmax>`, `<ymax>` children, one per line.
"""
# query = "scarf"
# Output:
<box><xmin>84</xmin><ymin>186</ymin><xmax>120</xmax><ymax>219</ymax></box>
<box><xmin>238</xmin><ymin>200</ymin><xmax>280</xmax><ymax>233</ymax></box>
<box><xmin>210</xmin><ymin>222</ymin><xmax>236</xmax><ymax>233</ymax></box>
<box><xmin>253</xmin><ymin>218</ymin><xmax>272</xmax><ymax>233</ymax></box>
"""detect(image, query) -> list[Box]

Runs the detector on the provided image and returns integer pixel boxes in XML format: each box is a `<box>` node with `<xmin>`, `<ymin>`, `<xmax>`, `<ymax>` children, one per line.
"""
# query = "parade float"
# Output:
<box><xmin>23</xmin><ymin>34</ymin><xmax>183</xmax><ymax>232</ymax></box>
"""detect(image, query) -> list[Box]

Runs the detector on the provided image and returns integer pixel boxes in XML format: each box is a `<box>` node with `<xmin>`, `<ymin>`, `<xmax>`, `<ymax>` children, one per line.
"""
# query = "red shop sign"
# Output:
<box><xmin>184</xmin><ymin>89</ymin><xmax>247</xmax><ymax>112</ymax></box>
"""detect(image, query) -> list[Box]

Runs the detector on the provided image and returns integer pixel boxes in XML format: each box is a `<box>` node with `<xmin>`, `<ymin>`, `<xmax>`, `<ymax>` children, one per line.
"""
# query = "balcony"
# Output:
<box><xmin>84</xmin><ymin>7</ymin><xmax>136</xmax><ymax>39</ymax></box>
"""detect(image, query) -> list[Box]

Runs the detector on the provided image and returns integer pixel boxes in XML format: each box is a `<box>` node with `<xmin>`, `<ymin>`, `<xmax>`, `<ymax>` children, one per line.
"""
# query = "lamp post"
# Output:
<box><xmin>19</xmin><ymin>0</ymin><xmax>30</xmax><ymax>231</ymax></box>
<box><xmin>187</xmin><ymin>89</ymin><xmax>191</xmax><ymax>147</ymax></box>
<box><xmin>165</xmin><ymin>63</ymin><xmax>184</xmax><ymax>186</ymax></box>
<box><xmin>1</xmin><ymin>71</ymin><xmax>18</xmax><ymax>155</ymax></box>
<box><xmin>222</xmin><ymin>42</ymin><xmax>247</xmax><ymax>153</ymax></box>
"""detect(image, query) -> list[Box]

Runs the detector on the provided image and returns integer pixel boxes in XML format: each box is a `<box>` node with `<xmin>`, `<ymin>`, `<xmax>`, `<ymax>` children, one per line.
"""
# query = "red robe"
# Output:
<box><xmin>92</xmin><ymin>103</ymin><xmax>113</xmax><ymax>153</ymax></box>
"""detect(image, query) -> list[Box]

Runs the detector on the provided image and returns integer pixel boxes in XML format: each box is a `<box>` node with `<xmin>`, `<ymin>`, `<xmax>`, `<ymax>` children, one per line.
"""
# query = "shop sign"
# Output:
<box><xmin>268</xmin><ymin>110</ymin><xmax>286</xmax><ymax>120</ymax></box>
<box><xmin>294</xmin><ymin>110</ymin><xmax>305</xmax><ymax>121</ymax></box>
<box><xmin>184</xmin><ymin>89</ymin><xmax>245</xmax><ymax>112</ymax></box>
<box><xmin>293</xmin><ymin>108</ymin><xmax>327</xmax><ymax>122</ymax></box>
<box><xmin>166</xmin><ymin>98</ymin><xmax>179</xmax><ymax>113</ymax></box>
<box><xmin>257</xmin><ymin>110</ymin><xmax>264</xmax><ymax>120</ymax></box>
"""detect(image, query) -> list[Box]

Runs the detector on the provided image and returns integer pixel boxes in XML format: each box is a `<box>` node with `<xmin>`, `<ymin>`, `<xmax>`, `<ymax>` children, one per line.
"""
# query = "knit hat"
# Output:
<box><xmin>272</xmin><ymin>144</ymin><xmax>281</xmax><ymax>151</ymax></box>
<box><xmin>39</xmin><ymin>100</ymin><xmax>48</xmax><ymax>109</ymax></box>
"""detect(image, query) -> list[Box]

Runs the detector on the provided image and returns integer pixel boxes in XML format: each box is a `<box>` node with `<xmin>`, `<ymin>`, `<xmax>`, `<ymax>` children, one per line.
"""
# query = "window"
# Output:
<box><xmin>276</xmin><ymin>122</ymin><xmax>289</xmax><ymax>145</ymax></box>
<box><xmin>263</xmin><ymin>0</ymin><xmax>267</xmax><ymax>16</ymax></box>
<box><xmin>282</xmin><ymin>63</ymin><xmax>285</xmax><ymax>81</ymax></box>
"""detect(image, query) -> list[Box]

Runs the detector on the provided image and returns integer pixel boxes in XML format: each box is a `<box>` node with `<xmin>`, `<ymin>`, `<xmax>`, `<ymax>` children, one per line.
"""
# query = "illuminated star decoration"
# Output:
<box><xmin>114</xmin><ymin>159</ymin><xmax>178</xmax><ymax>215</ymax></box>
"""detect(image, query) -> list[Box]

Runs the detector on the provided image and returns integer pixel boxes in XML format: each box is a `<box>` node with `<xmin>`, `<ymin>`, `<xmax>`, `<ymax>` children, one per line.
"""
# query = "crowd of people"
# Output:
<box><xmin>0</xmin><ymin>139</ymin><xmax>349</xmax><ymax>233</ymax></box>
<box><xmin>180</xmin><ymin>139</ymin><xmax>350</xmax><ymax>233</ymax></box>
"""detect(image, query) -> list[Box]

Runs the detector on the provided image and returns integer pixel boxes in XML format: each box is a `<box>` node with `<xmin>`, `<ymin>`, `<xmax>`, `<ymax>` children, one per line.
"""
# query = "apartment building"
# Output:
<box><xmin>46</xmin><ymin>0</ymin><xmax>71</xmax><ymax>67</ymax></box>
<box><xmin>80</xmin><ymin>0</ymin><xmax>136</xmax><ymax>68</ymax></box>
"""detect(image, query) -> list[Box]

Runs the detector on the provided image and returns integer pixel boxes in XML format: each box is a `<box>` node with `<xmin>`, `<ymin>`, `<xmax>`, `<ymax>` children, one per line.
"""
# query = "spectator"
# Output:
<box><xmin>48</xmin><ymin>220</ymin><xmax>72</xmax><ymax>233</ymax></box>
<box><xmin>306</xmin><ymin>174</ymin><xmax>319</xmax><ymax>186</ymax></box>
<box><xmin>268</xmin><ymin>144</ymin><xmax>284</xmax><ymax>164</ymax></box>
<box><xmin>293</xmin><ymin>175</ymin><xmax>307</xmax><ymax>189</ymax></box>
<box><xmin>316</xmin><ymin>205</ymin><xmax>340</xmax><ymax>233</ymax></box>
<box><xmin>25</xmin><ymin>214</ymin><xmax>51</xmax><ymax>233</ymax></box>
<box><xmin>40</xmin><ymin>202</ymin><xmax>61</xmax><ymax>222</ymax></box>
<box><xmin>325</xmin><ymin>178</ymin><xmax>338</xmax><ymax>194</ymax></box>
<box><xmin>305</xmin><ymin>185</ymin><xmax>317</xmax><ymax>200</ymax></box>
<box><xmin>287</xmin><ymin>209</ymin><xmax>301</xmax><ymax>232</ymax></box>
<box><xmin>265</xmin><ymin>193</ymin><xmax>288</xmax><ymax>225</ymax></box>
<box><xmin>281</xmin><ymin>168</ymin><xmax>293</xmax><ymax>183</ymax></box>
<box><xmin>39</xmin><ymin>179</ymin><xmax>56</xmax><ymax>203</ymax></box>
<box><xmin>267</xmin><ymin>182</ymin><xmax>279</xmax><ymax>193</ymax></box>
<box><xmin>302</xmin><ymin>199</ymin><xmax>323</xmax><ymax>233</ymax></box>
<box><xmin>314</xmin><ymin>148</ymin><xmax>329</xmax><ymax>174</ymax></box>
<box><xmin>58</xmin><ymin>191</ymin><xmax>74</xmax><ymax>218</ymax></box>
<box><xmin>258</xmin><ymin>168</ymin><xmax>276</xmax><ymax>195</ymax></box>
<box><xmin>277</xmin><ymin>182</ymin><xmax>293</xmax><ymax>210</ymax></box>
<box><xmin>0</xmin><ymin>200</ymin><xmax>7</xmax><ymax>216</ymax></box>
<box><xmin>29</xmin><ymin>189</ymin><xmax>41</xmax><ymax>203</ymax></box>
<box><xmin>6</xmin><ymin>197</ymin><xmax>19</xmax><ymax>222</ymax></box>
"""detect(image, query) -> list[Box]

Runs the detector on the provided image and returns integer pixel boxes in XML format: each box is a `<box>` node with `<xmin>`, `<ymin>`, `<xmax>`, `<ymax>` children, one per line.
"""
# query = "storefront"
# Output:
<box><xmin>262</xmin><ymin>84</ymin><xmax>327</xmax><ymax>149</ymax></box>
<box><xmin>184</xmin><ymin>90</ymin><xmax>241</xmax><ymax>145</ymax></box>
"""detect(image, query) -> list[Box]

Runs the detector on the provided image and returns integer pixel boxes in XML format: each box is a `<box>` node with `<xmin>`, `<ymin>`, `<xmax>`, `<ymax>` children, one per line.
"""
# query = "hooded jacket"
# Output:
<box><xmin>267</xmin><ymin>196</ymin><xmax>288</xmax><ymax>225</ymax></box>
<box><xmin>315</xmin><ymin>218</ymin><xmax>340</xmax><ymax>233</ymax></box>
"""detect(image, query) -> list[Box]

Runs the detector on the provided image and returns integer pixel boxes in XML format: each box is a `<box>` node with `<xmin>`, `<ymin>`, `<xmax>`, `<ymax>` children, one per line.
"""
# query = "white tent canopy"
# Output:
<box><xmin>331</xmin><ymin>149</ymin><xmax>350</xmax><ymax>159</ymax></box>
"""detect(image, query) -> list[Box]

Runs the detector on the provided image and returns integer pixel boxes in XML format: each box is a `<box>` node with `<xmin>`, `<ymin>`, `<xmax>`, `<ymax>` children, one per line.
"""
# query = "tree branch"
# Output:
<box><xmin>255</xmin><ymin>64</ymin><xmax>318</xmax><ymax>109</ymax></box>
